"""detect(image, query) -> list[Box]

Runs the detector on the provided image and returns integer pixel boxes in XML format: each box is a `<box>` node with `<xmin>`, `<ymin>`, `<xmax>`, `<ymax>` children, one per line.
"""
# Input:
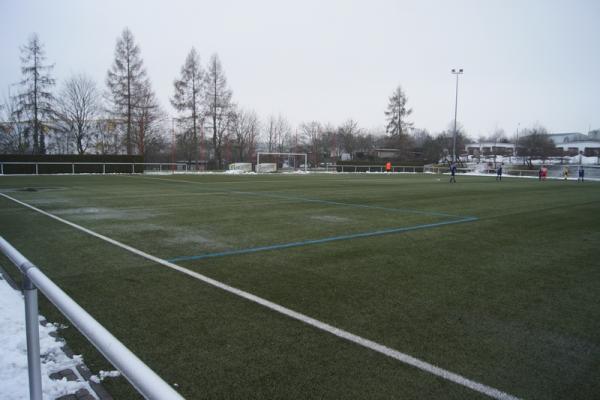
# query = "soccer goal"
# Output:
<box><xmin>256</xmin><ymin>152</ymin><xmax>308</xmax><ymax>173</ymax></box>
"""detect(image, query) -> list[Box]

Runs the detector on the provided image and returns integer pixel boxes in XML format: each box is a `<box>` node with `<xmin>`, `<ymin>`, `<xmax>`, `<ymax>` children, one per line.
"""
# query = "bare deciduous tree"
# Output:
<box><xmin>1</xmin><ymin>92</ymin><xmax>29</xmax><ymax>153</ymax></box>
<box><xmin>55</xmin><ymin>73</ymin><xmax>101</xmax><ymax>154</ymax></box>
<box><xmin>13</xmin><ymin>33</ymin><xmax>55</xmax><ymax>154</ymax></box>
<box><xmin>230</xmin><ymin>108</ymin><xmax>260</xmax><ymax>162</ymax></box>
<box><xmin>517</xmin><ymin>124</ymin><xmax>557</xmax><ymax>166</ymax></box>
<box><xmin>301</xmin><ymin>121</ymin><xmax>323</xmax><ymax>166</ymax></box>
<box><xmin>264</xmin><ymin>114</ymin><xmax>291</xmax><ymax>153</ymax></box>
<box><xmin>337</xmin><ymin>119</ymin><xmax>362</xmax><ymax>159</ymax></box>
<box><xmin>133</xmin><ymin>81</ymin><xmax>165</xmax><ymax>156</ymax></box>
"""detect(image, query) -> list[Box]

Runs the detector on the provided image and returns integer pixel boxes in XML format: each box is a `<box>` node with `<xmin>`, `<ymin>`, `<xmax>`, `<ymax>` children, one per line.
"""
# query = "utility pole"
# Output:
<box><xmin>451</xmin><ymin>68</ymin><xmax>463</xmax><ymax>163</ymax></box>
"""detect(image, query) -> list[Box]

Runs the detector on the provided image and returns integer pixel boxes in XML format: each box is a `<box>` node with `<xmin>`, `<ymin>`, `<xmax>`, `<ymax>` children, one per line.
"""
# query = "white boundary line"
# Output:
<box><xmin>0</xmin><ymin>192</ymin><xmax>519</xmax><ymax>400</ymax></box>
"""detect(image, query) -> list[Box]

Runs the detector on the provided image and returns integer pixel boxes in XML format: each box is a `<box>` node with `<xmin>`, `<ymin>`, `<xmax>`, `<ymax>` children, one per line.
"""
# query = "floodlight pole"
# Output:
<box><xmin>451</xmin><ymin>68</ymin><xmax>463</xmax><ymax>163</ymax></box>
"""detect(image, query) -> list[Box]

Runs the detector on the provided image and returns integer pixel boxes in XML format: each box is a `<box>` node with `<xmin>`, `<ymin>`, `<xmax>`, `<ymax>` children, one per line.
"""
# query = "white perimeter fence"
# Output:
<box><xmin>332</xmin><ymin>165</ymin><xmax>423</xmax><ymax>173</ymax></box>
<box><xmin>0</xmin><ymin>236</ymin><xmax>184</xmax><ymax>400</ymax></box>
<box><xmin>2</xmin><ymin>161</ymin><xmax>599</xmax><ymax>179</ymax></box>
<box><xmin>0</xmin><ymin>162</ymin><xmax>189</xmax><ymax>175</ymax></box>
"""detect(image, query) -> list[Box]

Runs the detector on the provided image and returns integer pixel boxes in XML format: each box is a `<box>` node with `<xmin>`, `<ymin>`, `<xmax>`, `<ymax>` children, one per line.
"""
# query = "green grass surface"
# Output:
<box><xmin>1</xmin><ymin>173</ymin><xmax>599</xmax><ymax>399</ymax></box>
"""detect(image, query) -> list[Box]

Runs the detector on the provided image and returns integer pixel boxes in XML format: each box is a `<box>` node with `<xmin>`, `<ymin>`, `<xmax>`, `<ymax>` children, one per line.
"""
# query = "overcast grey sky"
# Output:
<box><xmin>1</xmin><ymin>0</ymin><xmax>599</xmax><ymax>138</ymax></box>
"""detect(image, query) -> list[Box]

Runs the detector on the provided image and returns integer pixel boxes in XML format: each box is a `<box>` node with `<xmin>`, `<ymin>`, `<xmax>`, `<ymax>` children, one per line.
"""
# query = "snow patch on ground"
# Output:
<box><xmin>0</xmin><ymin>274</ymin><xmax>93</xmax><ymax>400</ymax></box>
<box><xmin>90</xmin><ymin>369</ymin><xmax>121</xmax><ymax>384</ymax></box>
<box><xmin>310</xmin><ymin>215</ymin><xmax>351</xmax><ymax>223</ymax></box>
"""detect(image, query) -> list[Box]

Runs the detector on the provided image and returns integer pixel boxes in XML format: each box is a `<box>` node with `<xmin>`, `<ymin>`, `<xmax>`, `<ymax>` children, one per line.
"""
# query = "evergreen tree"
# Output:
<box><xmin>106</xmin><ymin>28</ymin><xmax>147</xmax><ymax>155</ymax></box>
<box><xmin>171</xmin><ymin>48</ymin><xmax>205</xmax><ymax>164</ymax></box>
<box><xmin>204</xmin><ymin>54</ymin><xmax>232</xmax><ymax>169</ymax></box>
<box><xmin>384</xmin><ymin>85</ymin><xmax>413</xmax><ymax>136</ymax></box>
<box><xmin>13</xmin><ymin>33</ymin><xmax>55</xmax><ymax>154</ymax></box>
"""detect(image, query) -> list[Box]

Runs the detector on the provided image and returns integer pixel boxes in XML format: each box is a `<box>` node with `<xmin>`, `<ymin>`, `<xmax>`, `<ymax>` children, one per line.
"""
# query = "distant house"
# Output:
<box><xmin>547</xmin><ymin>132</ymin><xmax>600</xmax><ymax>156</ymax></box>
<box><xmin>374</xmin><ymin>148</ymin><xmax>402</xmax><ymax>159</ymax></box>
<box><xmin>465</xmin><ymin>142</ymin><xmax>515</xmax><ymax>156</ymax></box>
<box><xmin>554</xmin><ymin>141</ymin><xmax>600</xmax><ymax>156</ymax></box>
<box><xmin>547</xmin><ymin>132</ymin><xmax>589</xmax><ymax>144</ymax></box>
<box><xmin>588</xmin><ymin>130</ymin><xmax>600</xmax><ymax>141</ymax></box>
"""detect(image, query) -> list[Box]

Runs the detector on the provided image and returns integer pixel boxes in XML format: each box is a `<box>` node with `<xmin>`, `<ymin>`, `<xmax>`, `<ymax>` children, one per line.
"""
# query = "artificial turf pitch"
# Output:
<box><xmin>0</xmin><ymin>173</ymin><xmax>599</xmax><ymax>399</ymax></box>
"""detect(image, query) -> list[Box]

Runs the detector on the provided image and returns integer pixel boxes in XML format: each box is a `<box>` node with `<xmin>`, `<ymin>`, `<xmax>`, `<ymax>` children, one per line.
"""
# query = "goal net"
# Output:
<box><xmin>256</xmin><ymin>152</ymin><xmax>308</xmax><ymax>173</ymax></box>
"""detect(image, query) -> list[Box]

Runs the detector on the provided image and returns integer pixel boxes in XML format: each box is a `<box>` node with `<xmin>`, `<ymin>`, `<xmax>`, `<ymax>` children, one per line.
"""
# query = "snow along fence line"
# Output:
<box><xmin>0</xmin><ymin>236</ymin><xmax>184</xmax><ymax>400</ymax></box>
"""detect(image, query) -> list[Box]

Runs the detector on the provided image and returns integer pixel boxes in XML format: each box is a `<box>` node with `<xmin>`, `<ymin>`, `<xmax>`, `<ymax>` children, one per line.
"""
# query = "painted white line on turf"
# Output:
<box><xmin>0</xmin><ymin>192</ymin><xmax>519</xmax><ymax>400</ymax></box>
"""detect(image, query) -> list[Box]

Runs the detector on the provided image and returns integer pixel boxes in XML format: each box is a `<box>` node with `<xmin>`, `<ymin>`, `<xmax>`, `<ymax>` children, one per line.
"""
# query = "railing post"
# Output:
<box><xmin>72</xmin><ymin>163</ymin><xmax>75</xmax><ymax>175</ymax></box>
<box><xmin>35</xmin><ymin>163</ymin><xmax>39</xmax><ymax>175</ymax></box>
<box><xmin>1</xmin><ymin>162</ymin><xmax>3</xmax><ymax>175</ymax></box>
<box><xmin>103</xmin><ymin>164</ymin><xmax>106</xmax><ymax>175</ymax></box>
<box><xmin>23</xmin><ymin>275</ymin><xmax>43</xmax><ymax>400</ymax></box>
<box><xmin>131</xmin><ymin>163</ymin><xmax>135</xmax><ymax>174</ymax></box>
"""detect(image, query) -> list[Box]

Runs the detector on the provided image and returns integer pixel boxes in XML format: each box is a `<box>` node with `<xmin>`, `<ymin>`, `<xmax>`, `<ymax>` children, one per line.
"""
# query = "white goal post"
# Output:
<box><xmin>256</xmin><ymin>152</ymin><xmax>308</xmax><ymax>173</ymax></box>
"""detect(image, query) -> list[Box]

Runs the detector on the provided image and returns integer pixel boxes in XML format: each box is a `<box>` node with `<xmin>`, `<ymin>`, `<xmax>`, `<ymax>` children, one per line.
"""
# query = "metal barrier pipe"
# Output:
<box><xmin>0</xmin><ymin>237</ymin><xmax>184</xmax><ymax>400</ymax></box>
<box><xmin>23</xmin><ymin>274</ymin><xmax>43</xmax><ymax>400</ymax></box>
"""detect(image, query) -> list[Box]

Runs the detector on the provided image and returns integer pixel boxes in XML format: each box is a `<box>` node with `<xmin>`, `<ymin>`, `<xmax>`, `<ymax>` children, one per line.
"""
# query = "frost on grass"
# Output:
<box><xmin>52</xmin><ymin>207</ymin><xmax>159</xmax><ymax>221</ymax></box>
<box><xmin>0</xmin><ymin>275</ymin><xmax>93</xmax><ymax>400</ymax></box>
<box><xmin>107</xmin><ymin>222</ymin><xmax>227</xmax><ymax>248</ymax></box>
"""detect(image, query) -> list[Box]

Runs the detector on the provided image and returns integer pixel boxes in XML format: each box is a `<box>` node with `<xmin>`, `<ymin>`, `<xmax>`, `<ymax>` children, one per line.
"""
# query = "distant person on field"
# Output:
<box><xmin>496</xmin><ymin>164</ymin><xmax>503</xmax><ymax>181</ymax></box>
<box><xmin>538</xmin><ymin>168</ymin><xmax>543</xmax><ymax>181</ymax></box>
<box><xmin>563</xmin><ymin>166</ymin><xmax>569</xmax><ymax>180</ymax></box>
<box><xmin>578</xmin><ymin>166</ymin><xmax>585</xmax><ymax>182</ymax></box>
<box><xmin>542</xmin><ymin>166</ymin><xmax>548</xmax><ymax>180</ymax></box>
<box><xmin>385</xmin><ymin>161</ymin><xmax>392</xmax><ymax>173</ymax></box>
<box><xmin>449</xmin><ymin>162</ymin><xmax>457</xmax><ymax>183</ymax></box>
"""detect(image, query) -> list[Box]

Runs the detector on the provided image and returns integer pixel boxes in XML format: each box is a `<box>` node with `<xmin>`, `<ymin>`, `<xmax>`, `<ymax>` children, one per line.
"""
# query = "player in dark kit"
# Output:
<box><xmin>496</xmin><ymin>164</ymin><xmax>503</xmax><ymax>181</ymax></box>
<box><xmin>578</xmin><ymin>166</ymin><xmax>585</xmax><ymax>182</ymax></box>
<box><xmin>449</xmin><ymin>162</ymin><xmax>457</xmax><ymax>183</ymax></box>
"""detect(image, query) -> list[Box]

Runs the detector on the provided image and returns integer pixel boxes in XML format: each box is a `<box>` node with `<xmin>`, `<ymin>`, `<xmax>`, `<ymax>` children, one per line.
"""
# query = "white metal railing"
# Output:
<box><xmin>0</xmin><ymin>162</ymin><xmax>189</xmax><ymax>175</ymax></box>
<box><xmin>0</xmin><ymin>236</ymin><xmax>184</xmax><ymax>400</ymax></box>
<box><xmin>334</xmin><ymin>165</ymin><xmax>425</xmax><ymax>173</ymax></box>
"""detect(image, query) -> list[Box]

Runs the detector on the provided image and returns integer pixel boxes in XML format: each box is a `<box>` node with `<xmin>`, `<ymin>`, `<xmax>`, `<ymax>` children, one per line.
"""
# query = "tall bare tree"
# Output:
<box><xmin>517</xmin><ymin>124</ymin><xmax>557</xmax><ymax>166</ymax></box>
<box><xmin>204</xmin><ymin>54</ymin><xmax>232</xmax><ymax>169</ymax></box>
<box><xmin>264</xmin><ymin>114</ymin><xmax>292</xmax><ymax>153</ymax></box>
<box><xmin>106</xmin><ymin>28</ymin><xmax>147</xmax><ymax>155</ymax></box>
<box><xmin>55</xmin><ymin>74</ymin><xmax>101</xmax><ymax>154</ymax></box>
<box><xmin>133</xmin><ymin>81</ymin><xmax>165</xmax><ymax>156</ymax></box>
<box><xmin>1</xmin><ymin>91</ymin><xmax>29</xmax><ymax>153</ymax></box>
<box><xmin>384</xmin><ymin>85</ymin><xmax>413</xmax><ymax>136</ymax></box>
<box><xmin>171</xmin><ymin>48</ymin><xmax>205</xmax><ymax>164</ymax></box>
<box><xmin>13</xmin><ymin>33</ymin><xmax>55</xmax><ymax>154</ymax></box>
<box><xmin>301</xmin><ymin>121</ymin><xmax>323</xmax><ymax>166</ymax></box>
<box><xmin>230</xmin><ymin>108</ymin><xmax>260</xmax><ymax>162</ymax></box>
<box><xmin>337</xmin><ymin>119</ymin><xmax>361</xmax><ymax>158</ymax></box>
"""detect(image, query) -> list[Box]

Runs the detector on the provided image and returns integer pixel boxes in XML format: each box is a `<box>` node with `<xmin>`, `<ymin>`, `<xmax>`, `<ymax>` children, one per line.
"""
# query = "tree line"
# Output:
<box><xmin>1</xmin><ymin>29</ymin><xmax>589</xmax><ymax>167</ymax></box>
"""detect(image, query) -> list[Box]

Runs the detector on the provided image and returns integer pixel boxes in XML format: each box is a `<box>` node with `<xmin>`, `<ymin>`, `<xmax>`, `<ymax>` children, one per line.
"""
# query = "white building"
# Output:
<box><xmin>554</xmin><ymin>141</ymin><xmax>600</xmax><ymax>156</ymax></box>
<box><xmin>465</xmin><ymin>142</ymin><xmax>516</xmax><ymax>156</ymax></box>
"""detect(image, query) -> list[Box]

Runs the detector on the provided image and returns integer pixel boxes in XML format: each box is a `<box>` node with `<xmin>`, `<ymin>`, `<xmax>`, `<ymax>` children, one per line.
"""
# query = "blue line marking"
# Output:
<box><xmin>167</xmin><ymin>217</ymin><xmax>478</xmax><ymax>263</ymax></box>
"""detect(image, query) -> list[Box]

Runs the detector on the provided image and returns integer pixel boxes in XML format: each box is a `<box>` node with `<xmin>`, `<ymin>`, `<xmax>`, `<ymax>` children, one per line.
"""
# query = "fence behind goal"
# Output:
<box><xmin>256</xmin><ymin>153</ymin><xmax>308</xmax><ymax>172</ymax></box>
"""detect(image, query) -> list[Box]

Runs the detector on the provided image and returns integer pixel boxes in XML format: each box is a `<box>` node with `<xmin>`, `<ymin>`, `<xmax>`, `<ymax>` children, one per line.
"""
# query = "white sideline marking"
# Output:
<box><xmin>0</xmin><ymin>192</ymin><xmax>519</xmax><ymax>400</ymax></box>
